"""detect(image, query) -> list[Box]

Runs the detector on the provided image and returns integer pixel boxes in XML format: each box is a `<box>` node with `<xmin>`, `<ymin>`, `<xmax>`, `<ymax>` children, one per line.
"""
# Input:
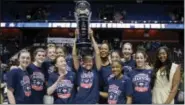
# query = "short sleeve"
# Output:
<box><xmin>26</xmin><ymin>66</ymin><xmax>33</xmax><ymax>76</ymax></box>
<box><xmin>125</xmin><ymin>78</ymin><xmax>133</xmax><ymax>96</ymax></box>
<box><xmin>76</xmin><ymin>66</ymin><xmax>83</xmax><ymax>86</ymax></box>
<box><xmin>47</xmin><ymin>73</ymin><xmax>56</xmax><ymax>88</ymax></box>
<box><xmin>42</xmin><ymin>61</ymin><xmax>50</xmax><ymax>81</ymax></box>
<box><xmin>72</xmin><ymin>72</ymin><xmax>77</xmax><ymax>86</ymax></box>
<box><xmin>7</xmin><ymin>70</ymin><xmax>17</xmax><ymax>90</ymax></box>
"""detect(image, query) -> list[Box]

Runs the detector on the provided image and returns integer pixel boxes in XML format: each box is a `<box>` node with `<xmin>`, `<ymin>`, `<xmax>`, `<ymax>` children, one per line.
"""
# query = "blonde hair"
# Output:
<box><xmin>47</xmin><ymin>43</ymin><xmax>56</xmax><ymax>48</ymax></box>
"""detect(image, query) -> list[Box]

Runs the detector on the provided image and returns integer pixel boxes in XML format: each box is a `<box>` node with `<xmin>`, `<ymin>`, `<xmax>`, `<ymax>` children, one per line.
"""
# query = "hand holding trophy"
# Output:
<box><xmin>74</xmin><ymin>0</ymin><xmax>92</xmax><ymax>56</ymax></box>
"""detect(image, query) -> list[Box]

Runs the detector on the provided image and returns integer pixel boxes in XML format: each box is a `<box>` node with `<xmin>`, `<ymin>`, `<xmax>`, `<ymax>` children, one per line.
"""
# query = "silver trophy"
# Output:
<box><xmin>74</xmin><ymin>0</ymin><xmax>92</xmax><ymax>54</ymax></box>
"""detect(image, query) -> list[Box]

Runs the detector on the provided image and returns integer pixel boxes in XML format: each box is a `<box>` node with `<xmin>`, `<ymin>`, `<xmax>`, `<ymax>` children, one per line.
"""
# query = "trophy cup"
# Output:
<box><xmin>74</xmin><ymin>0</ymin><xmax>92</xmax><ymax>55</ymax></box>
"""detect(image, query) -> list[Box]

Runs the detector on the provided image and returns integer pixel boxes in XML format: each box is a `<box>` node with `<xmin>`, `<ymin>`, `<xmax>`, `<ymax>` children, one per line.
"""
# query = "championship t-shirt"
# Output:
<box><xmin>7</xmin><ymin>68</ymin><xmax>32</xmax><ymax>104</ymax></box>
<box><xmin>128</xmin><ymin>69</ymin><xmax>152</xmax><ymax>104</ymax></box>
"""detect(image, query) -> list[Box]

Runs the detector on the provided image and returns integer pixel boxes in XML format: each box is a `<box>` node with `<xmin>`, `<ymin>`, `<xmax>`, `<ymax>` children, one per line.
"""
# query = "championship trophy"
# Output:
<box><xmin>74</xmin><ymin>0</ymin><xmax>92</xmax><ymax>55</ymax></box>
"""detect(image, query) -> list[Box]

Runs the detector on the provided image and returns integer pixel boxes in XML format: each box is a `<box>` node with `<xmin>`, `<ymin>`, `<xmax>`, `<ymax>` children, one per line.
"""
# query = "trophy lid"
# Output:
<box><xmin>75</xmin><ymin>0</ymin><xmax>91</xmax><ymax>11</ymax></box>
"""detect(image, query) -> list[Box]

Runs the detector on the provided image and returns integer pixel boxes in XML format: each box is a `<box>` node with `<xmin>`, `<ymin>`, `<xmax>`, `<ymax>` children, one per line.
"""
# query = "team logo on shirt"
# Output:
<box><xmin>21</xmin><ymin>75</ymin><xmax>31</xmax><ymax>97</ymax></box>
<box><xmin>108</xmin><ymin>74</ymin><xmax>115</xmax><ymax>81</ymax></box>
<box><xmin>66</xmin><ymin>65</ymin><xmax>71</xmax><ymax>71</ymax></box>
<box><xmin>48</xmin><ymin>66</ymin><xmax>54</xmax><ymax>74</ymax></box>
<box><xmin>80</xmin><ymin>71</ymin><xmax>94</xmax><ymax>88</ymax></box>
<box><xmin>108</xmin><ymin>84</ymin><xmax>121</xmax><ymax>104</ymax></box>
<box><xmin>31</xmin><ymin>72</ymin><xmax>45</xmax><ymax>91</ymax></box>
<box><xmin>132</xmin><ymin>73</ymin><xmax>151</xmax><ymax>92</ymax></box>
<box><xmin>123</xmin><ymin>66</ymin><xmax>133</xmax><ymax>72</ymax></box>
<box><xmin>57</xmin><ymin>80</ymin><xmax>73</xmax><ymax>99</ymax></box>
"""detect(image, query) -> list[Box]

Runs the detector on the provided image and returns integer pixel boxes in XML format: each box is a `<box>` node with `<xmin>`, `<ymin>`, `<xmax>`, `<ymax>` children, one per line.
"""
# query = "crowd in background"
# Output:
<box><xmin>2</xmin><ymin>1</ymin><xmax>183</xmax><ymax>22</ymax></box>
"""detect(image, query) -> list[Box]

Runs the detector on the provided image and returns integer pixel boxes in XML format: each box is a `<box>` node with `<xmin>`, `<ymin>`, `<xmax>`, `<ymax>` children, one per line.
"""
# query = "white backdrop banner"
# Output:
<box><xmin>47</xmin><ymin>37</ymin><xmax>75</xmax><ymax>44</ymax></box>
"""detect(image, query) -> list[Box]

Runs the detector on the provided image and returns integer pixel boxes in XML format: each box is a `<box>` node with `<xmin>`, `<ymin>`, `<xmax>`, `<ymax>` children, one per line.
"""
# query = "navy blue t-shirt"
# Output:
<box><xmin>128</xmin><ymin>69</ymin><xmax>152</xmax><ymax>104</ymax></box>
<box><xmin>99</xmin><ymin>65</ymin><xmax>112</xmax><ymax>91</ymax></box>
<box><xmin>122</xmin><ymin>58</ymin><xmax>136</xmax><ymax>75</ymax></box>
<box><xmin>107</xmin><ymin>75</ymin><xmax>133</xmax><ymax>104</ymax></box>
<box><xmin>42</xmin><ymin>60</ymin><xmax>54</xmax><ymax>81</ymax></box>
<box><xmin>74</xmin><ymin>66</ymin><xmax>99</xmax><ymax>104</ymax></box>
<box><xmin>27</xmin><ymin>64</ymin><xmax>45</xmax><ymax>104</ymax></box>
<box><xmin>48</xmin><ymin>71</ymin><xmax>76</xmax><ymax>104</ymax></box>
<box><xmin>66</xmin><ymin>55</ymin><xmax>73</xmax><ymax>68</ymax></box>
<box><xmin>7</xmin><ymin>68</ymin><xmax>32</xmax><ymax>104</ymax></box>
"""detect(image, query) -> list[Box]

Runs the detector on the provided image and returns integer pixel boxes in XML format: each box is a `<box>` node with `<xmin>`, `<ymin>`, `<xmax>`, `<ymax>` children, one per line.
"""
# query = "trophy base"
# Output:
<box><xmin>76</xmin><ymin>41</ymin><xmax>92</xmax><ymax>56</ymax></box>
<box><xmin>76</xmin><ymin>42</ymin><xmax>91</xmax><ymax>47</ymax></box>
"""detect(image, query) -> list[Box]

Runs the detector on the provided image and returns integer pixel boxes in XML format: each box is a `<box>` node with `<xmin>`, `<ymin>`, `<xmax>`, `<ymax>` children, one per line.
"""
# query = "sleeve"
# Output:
<box><xmin>42</xmin><ymin>62</ymin><xmax>49</xmax><ymax>82</ymax></box>
<box><xmin>47</xmin><ymin>73</ymin><xmax>56</xmax><ymax>88</ymax></box>
<box><xmin>125</xmin><ymin>78</ymin><xmax>133</xmax><ymax>96</ymax></box>
<box><xmin>72</xmin><ymin>72</ymin><xmax>77</xmax><ymax>85</ymax></box>
<box><xmin>104</xmin><ymin>76</ymin><xmax>111</xmax><ymax>92</ymax></box>
<box><xmin>7</xmin><ymin>70</ymin><xmax>17</xmax><ymax>90</ymax></box>
<box><xmin>76</xmin><ymin>66</ymin><xmax>82</xmax><ymax>86</ymax></box>
<box><xmin>26</xmin><ymin>66</ymin><xmax>33</xmax><ymax>76</ymax></box>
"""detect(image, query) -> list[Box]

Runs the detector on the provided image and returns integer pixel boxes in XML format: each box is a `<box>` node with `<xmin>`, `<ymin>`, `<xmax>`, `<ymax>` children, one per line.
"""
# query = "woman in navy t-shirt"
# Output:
<box><xmin>72</xmin><ymin>29</ymin><xmax>102</xmax><ymax>104</ymax></box>
<box><xmin>7</xmin><ymin>50</ymin><xmax>32</xmax><ymax>104</ymax></box>
<box><xmin>121</xmin><ymin>42</ymin><xmax>136</xmax><ymax>75</ymax></box>
<box><xmin>47</xmin><ymin>56</ymin><xmax>76</xmax><ymax>104</ymax></box>
<box><xmin>128</xmin><ymin>51</ymin><xmax>152</xmax><ymax>104</ymax></box>
<box><xmin>100</xmin><ymin>61</ymin><xmax>133</xmax><ymax>104</ymax></box>
<box><xmin>99</xmin><ymin>43</ymin><xmax>111</xmax><ymax>104</ymax></box>
<box><xmin>42</xmin><ymin>44</ymin><xmax>56</xmax><ymax>82</ymax></box>
<box><xmin>27</xmin><ymin>48</ymin><xmax>46</xmax><ymax>104</ymax></box>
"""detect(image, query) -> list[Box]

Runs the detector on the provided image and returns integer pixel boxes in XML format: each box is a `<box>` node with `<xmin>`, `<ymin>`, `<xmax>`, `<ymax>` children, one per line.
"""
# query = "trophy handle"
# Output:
<box><xmin>87</xmin><ymin>12</ymin><xmax>92</xmax><ymax>39</ymax></box>
<box><xmin>74</xmin><ymin>12</ymin><xmax>80</xmax><ymax>40</ymax></box>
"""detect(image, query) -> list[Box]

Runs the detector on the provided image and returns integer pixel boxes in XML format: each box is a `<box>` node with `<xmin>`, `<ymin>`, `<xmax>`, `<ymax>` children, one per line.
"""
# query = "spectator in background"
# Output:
<box><xmin>114</xmin><ymin>11</ymin><xmax>123</xmax><ymax>23</ymax></box>
<box><xmin>173</xmin><ymin>47</ymin><xmax>177</xmax><ymax>55</ymax></box>
<box><xmin>26</xmin><ymin>10</ymin><xmax>32</xmax><ymax>21</ymax></box>
<box><xmin>177</xmin><ymin>49</ymin><xmax>182</xmax><ymax>58</ymax></box>
<box><xmin>112</xmin><ymin>38</ymin><xmax>120</xmax><ymax>50</ymax></box>
<box><xmin>0</xmin><ymin>57</ymin><xmax>6</xmax><ymax>104</ymax></box>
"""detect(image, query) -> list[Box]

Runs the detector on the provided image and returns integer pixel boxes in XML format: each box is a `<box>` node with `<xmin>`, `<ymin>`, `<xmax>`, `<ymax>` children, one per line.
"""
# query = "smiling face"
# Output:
<box><xmin>56</xmin><ymin>47</ymin><xmax>65</xmax><ymax>57</ymax></box>
<box><xmin>100</xmin><ymin>43</ymin><xmax>109</xmax><ymax>58</ymax></box>
<box><xmin>19</xmin><ymin>52</ymin><xmax>31</xmax><ymax>69</ymax></box>
<box><xmin>135</xmin><ymin>52</ymin><xmax>146</xmax><ymax>69</ymax></box>
<box><xmin>158</xmin><ymin>48</ymin><xmax>168</xmax><ymax>63</ymax></box>
<box><xmin>111</xmin><ymin>51</ymin><xmax>121</xmax><ymax>62</ymax></box>
<box><xmin>122</xmin><ymin>43</ymin><xmax>133</xmax><ymax>60</ymax></box>
<box><xmin>55</xmin><ymin>56</ymin><xmax>67</xmax><ymax>71</ymax></box>
<box><xmin>35</xmin><ymin>50</ymin><xmax>46</xmax><ymax>64</ymax></box>
<box><xmin>111</xmin><ymin>61</ymin><xmax>122</xmax><ymax>77</ymax></box>
<box><xmin>83</xmin><ymin>56</ymin><xmax>94</xmax><ymax>70</ymax></box>
<box><xmin>47</xmin><ymin>47</ymin><xmax>56</xmax><ymax>61</ymax></box>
